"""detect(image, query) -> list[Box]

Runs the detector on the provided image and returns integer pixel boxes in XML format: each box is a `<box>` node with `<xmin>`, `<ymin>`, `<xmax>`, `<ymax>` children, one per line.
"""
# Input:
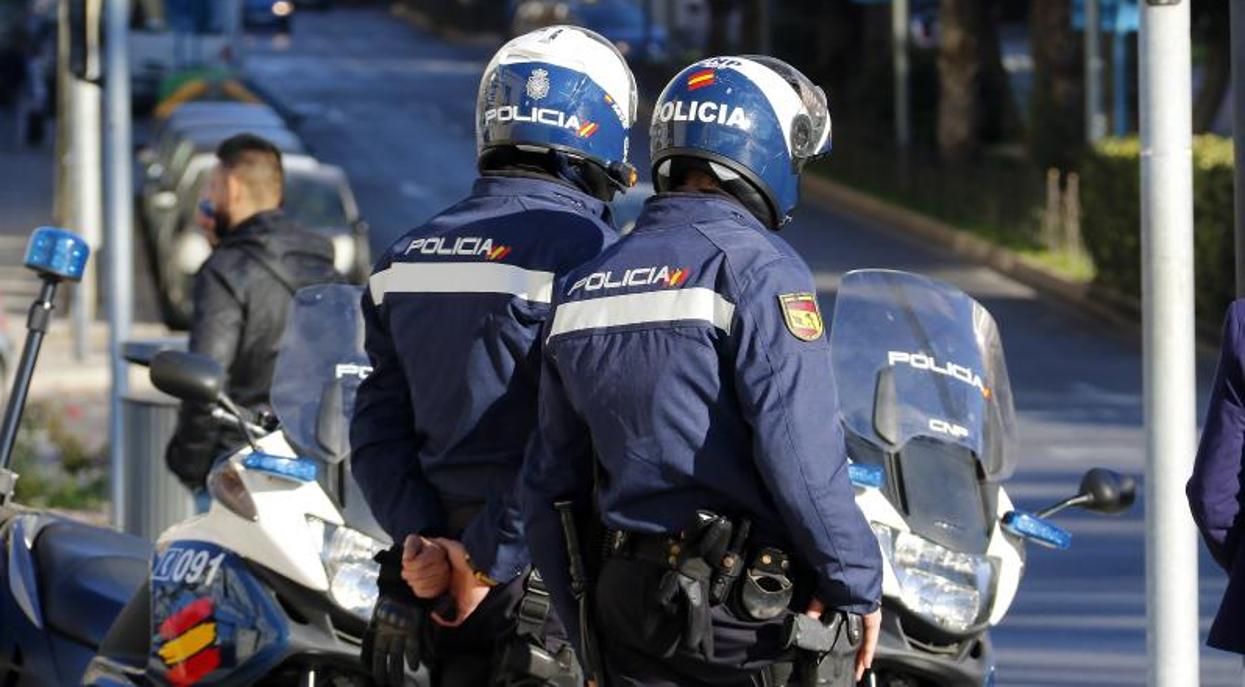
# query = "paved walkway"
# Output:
<box><xmin>0</xmin><ymin>110</ymin><xmax>169</xmax><ymax>400</ymax></box>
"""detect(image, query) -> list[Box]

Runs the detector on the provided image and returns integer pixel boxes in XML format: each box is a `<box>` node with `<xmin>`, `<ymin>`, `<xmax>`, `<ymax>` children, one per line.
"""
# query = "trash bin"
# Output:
<box><xmin>121</xmin><ymin>338</ymin><xmax>192</xmax><ymax>540</ymax></box>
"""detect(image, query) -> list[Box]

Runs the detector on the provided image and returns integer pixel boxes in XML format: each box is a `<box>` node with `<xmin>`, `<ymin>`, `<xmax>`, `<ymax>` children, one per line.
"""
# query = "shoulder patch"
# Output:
<box><xmin>778</xmin><ymin>293</ymin><xmax>824</xmax><ymax>341</ymax></box>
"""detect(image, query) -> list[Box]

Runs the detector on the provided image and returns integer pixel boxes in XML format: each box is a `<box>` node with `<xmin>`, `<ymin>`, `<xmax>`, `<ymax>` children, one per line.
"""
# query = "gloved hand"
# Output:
<box><xmin>362</xmin><ymin>543</ymin><xmax>427</xmax><ymax>686</ymax></box>
<box><xmin>362</xmin><ymin>594</ymin><xmax>425</xmax><ymax>686</ymax></box>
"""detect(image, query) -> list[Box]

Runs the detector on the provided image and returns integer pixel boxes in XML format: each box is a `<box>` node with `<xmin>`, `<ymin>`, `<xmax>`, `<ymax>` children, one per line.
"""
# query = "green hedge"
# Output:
<box><xmin>1081</xmin><ymin>135</ymin><xmax>1235</xmax><ymax>328</ymax></box>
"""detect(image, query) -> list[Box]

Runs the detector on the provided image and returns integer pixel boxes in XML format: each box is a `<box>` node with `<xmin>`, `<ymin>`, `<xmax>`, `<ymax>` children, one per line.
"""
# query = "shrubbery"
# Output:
<box><xmin>1081</xmin><ymin>136</ymin><xmax>1235</xmax><ymax>328</ymax></box>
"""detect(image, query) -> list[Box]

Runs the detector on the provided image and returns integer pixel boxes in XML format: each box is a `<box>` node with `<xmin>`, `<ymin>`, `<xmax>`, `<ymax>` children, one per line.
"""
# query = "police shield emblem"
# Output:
<box><xmin>527</xmin><ymin>68</ymin><xmax>550</xmax><ymax>100</ymax></box>
<box><xmin>778</xmin><ymin>293</ymin><xmax>824</xmax><ymax>341</ymax></box>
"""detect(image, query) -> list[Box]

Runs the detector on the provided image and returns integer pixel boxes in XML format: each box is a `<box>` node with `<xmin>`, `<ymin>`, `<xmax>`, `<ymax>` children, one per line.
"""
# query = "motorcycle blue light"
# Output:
<box><xmin>24</xmin><ymin>227</ymin><xmax>89</xmax><ymax>282</ymax></box>
<box><xmin>849</xmin><ymin>463</ymin><xmax>885</xmax><ymax>489</ymax></box>
<box><xmin>1001</xmin><ymin>510</ymin><xmax>1072</xmax><ymax>550</ymax></box>
<box><xmin>242</xmin><ymin>452</ymin><xmax>317</xmax><ymax>482</ymax></box>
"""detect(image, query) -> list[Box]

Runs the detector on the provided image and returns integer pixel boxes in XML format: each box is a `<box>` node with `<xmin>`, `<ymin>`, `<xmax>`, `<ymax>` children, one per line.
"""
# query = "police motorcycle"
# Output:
<box><xmin>0</xmin><ymin>228</ymin><xmax>139</xmax><ymax>686</ymax></box>
<box><xmin>0</xmin><ymin>229</ymin><xmax>403</xmax><ymax>686</ymax></box>
<box><xmin>831</xmin><ymin>269</ymin><xmax>1135</xmax><ymax>687</ymax></box>
<box><xmin>80</xmin><ymin>282</ymin><xmax>412</xmax><ymax>686</ymax></box>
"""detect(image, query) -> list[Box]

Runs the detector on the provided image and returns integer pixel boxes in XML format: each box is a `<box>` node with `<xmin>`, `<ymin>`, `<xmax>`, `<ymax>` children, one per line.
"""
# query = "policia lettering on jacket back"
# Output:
<box><xmin>522</xmin><ymin>56</ymin><xmax>883</xmax><ymax>686</ymax></box>
<box><xmin>349</xmin><ymin>26</ymin><xmax>638</xmax><ymax>686</ymax></box>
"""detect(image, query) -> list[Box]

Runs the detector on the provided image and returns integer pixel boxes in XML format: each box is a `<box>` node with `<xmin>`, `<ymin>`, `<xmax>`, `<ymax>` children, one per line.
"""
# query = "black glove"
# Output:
<box><xmin>362</xmin><ymin>594</ymin><xmax>425</xmax><ymax>686</ymax></box>
<box><xmin>362</xmin><ymin>546</ymin><xmax>425</xmax><ymax>686</ymax></box>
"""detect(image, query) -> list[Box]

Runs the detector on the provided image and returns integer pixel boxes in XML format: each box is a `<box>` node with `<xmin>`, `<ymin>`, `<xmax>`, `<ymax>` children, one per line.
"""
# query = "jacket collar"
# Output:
<box><xmin>473</xmin><ymin>173</ymin><xmax>609</xmax><ymax>221</ymax></box>
<box><xmin>631</xmin><ymin>192</ymin><xmax>759</xmax><ymax>234</ymax></box>
<box><xmin>222</xmin><ymin>209</ymin><xmax>287</xmax><ymax>243</ymax></box>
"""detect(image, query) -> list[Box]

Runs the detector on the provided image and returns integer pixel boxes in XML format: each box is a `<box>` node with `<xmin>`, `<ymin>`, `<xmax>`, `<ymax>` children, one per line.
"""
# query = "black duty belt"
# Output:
<box><xmin>607</xmin><ymin>520</ymin><xmax>794</xmax><ymax>622</ymax></box>
<box><xmin>607</xmin><ymin>530</ymin><xmax>685</xmax><ymax>568</ymax></box>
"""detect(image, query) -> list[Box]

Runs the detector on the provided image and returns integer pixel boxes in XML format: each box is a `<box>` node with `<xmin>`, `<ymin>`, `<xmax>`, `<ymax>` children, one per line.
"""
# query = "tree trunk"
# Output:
<box><xmin>977</xmin><ymin>3</ymin><xmax>1021</xmax><ymax>143</ymax></box>
<box><xmin>1028</xmin><ymin>0</ymin><xmax>1084</xmax><ymax>170</ymax></box>
<box><xmin>937</xmin><ymin>0</ymin><xmax>984</xmax><ymax>162</ymax></box>
<box><xmin>740</xmin><ymin>0</ymin><xmax>768</xmax><ymax>53</ymax></box>
<box><xmin>1192</xmin><ymin>0</ymin><xmax>1229</xmax><ymax>133</ymax></box>
<box><xmin>707</xmin><ymin>0</ymin><xmax>736</xmax><ymax>54</ymax></box>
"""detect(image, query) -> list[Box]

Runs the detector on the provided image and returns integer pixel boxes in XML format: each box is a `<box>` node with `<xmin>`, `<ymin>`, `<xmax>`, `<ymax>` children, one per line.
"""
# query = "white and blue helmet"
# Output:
<box><xmin>651</xmin><ymin>56</ymin><xmax>831</xmax><ymax>229</ymax></box>
<box><xmin>477</xmin><ymin>26</ymin><xmax>639</xmax><ymax>189</ymax></box>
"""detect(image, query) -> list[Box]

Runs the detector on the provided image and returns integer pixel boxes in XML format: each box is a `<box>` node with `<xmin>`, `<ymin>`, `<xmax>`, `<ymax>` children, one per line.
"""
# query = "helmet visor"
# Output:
<box><xmin>744</xmin><ymin>56</ymin><xmax>831</xmax><ymax>163</ymax></box>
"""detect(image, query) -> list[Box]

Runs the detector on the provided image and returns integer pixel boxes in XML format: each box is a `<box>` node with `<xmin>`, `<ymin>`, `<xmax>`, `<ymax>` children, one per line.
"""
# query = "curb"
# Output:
<box><xmin>801</xmin><ymin>174</ymin><xmax>1148</xmax><ymax>337</ymax></box>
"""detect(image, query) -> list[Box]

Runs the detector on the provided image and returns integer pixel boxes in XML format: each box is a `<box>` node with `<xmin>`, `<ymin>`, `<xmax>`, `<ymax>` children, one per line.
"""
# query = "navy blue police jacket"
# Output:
<box><xmin>351</xmin><ymin>173</ymin><xmax>616</xmax><ymax>584</ymax></box>
<box><xmin>1188</xmin><ymin>298</ymin><xmax>1245</xmax><ymax>653</ymax></box>
<box><xmin>521</xmin><ymin>193</ymin><xmax>883</xmax><ymax>649</ymax></box>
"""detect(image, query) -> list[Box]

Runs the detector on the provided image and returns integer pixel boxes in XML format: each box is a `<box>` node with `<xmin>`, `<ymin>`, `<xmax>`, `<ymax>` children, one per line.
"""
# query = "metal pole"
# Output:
<box><xmin>1232</xmin><ymin>0</ymin><xmax>1245</xmax><ymax>296</ymax></box>
<box><xmin>1085</xmin><ymin>0</ymin><xmax>1106</xmax><ymax>142</ymax></box>
<box><xmin>892</xmin><ymin>0</ymin><xmax>910</xmax><ymax>149</ymax></box>
<box><xmin>104</xmin><ymin>0</ymin><xmax>134</xmax><ymax>529</ymax></box>
<box><xmin>1139</xmin><ymin>1</ymin><xmax>1200</xmax><ymax>685</ymax></box>
<box><xmin>0</xmin><ymin>281</ymin><xmax>58</xmax><ymax>474</ymax></box>
<box><xmin>1114</xmin><ymin>28</ymin><xmax>1129</xmax><ymax>135</ymax></box>
<box><xmin>67</xmin><ymin>0</ymin><xmax>101</xmax><ymax>361</ymax></box>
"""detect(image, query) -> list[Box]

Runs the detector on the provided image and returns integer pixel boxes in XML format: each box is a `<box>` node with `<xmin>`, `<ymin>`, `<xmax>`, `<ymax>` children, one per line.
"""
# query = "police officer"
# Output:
<box><xmin>521</xmin><ymin>56</ymin><xmax>883</xmax><ymax>686</ymax></box>
<box><xmin>350</xmin><ymin>27</ymin><xmax>638</xmax><ymax>685</ymax></box>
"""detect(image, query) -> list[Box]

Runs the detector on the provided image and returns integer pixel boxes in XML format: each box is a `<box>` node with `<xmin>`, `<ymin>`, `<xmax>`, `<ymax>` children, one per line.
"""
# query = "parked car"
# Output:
<box><xmin>155</xmin><ymin>156</ymin><xmax>369</xmax><ymax>329</ymax></box>
<box><xmin>244</xmin><ymin>0</ymin><xmax>295</xmax><ymax>32</ymax></box>
<box><xmin>140</xmin><ymin>102</ymin><xmax>286</xmax><ymax>166</ymax></box>
<box><xmin>509</xmin><ymin>0</ymin><xmax>668</xmax><ymax>62</ymax></box>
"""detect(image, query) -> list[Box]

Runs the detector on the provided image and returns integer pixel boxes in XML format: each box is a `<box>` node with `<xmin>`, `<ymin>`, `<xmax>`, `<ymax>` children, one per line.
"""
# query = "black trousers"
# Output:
<box><xmin>594</xmin><ymin>557</ymin><xmax>792</xmax><ymax>687</ymax></box>
<box><xmin>428</xmin><ymin>571</ymin><xmax>570</xmax><ymax>685</ymax></box>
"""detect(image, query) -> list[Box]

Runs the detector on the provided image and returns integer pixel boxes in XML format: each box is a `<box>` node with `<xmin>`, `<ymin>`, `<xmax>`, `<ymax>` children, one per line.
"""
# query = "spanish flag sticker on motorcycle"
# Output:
<box><xmin>778</xmin><ymin>293</ymin><xmax>824</xmax><ymax>341</ymax></box>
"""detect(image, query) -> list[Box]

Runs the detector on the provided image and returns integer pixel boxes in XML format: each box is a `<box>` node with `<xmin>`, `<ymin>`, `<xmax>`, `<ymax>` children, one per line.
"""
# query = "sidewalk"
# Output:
<box><xmin>0</xmin><ymin>111</ymin><xmax>170</xmax><ymax>401</ymax></box>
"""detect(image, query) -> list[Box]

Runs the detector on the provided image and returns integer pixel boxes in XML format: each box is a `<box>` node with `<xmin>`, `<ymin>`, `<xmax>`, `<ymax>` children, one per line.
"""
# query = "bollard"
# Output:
<box><xmin>120</xmin><ymin>338</ymin><xmax>192</xmax><ymax>539</ymax></box>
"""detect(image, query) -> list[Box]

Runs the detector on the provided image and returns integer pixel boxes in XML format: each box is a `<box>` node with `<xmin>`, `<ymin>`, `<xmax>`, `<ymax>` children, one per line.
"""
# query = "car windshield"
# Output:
<box><xmin>285</xmin><ymin>173</ymin><xmax>350</xmax><ymax>229</ymax></box>
<box><xmin>830</xmin><ymin>270</ymin><xmax>1016</xmax><ymax>553</ymax></box>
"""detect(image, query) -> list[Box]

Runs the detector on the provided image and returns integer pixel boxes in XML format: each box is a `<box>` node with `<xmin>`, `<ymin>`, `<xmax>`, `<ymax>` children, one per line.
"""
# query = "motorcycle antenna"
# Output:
<box><xmin>0</xmin><ymin>228</ymin><xmax>90</xmax><ymax>506</ymax></box>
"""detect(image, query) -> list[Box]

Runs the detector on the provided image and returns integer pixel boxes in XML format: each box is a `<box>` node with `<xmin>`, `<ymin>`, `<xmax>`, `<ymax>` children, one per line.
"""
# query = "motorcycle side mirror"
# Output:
<box><xmin>1075</xmin><ymin>468</ymin><xmax>1137</xmax><ymax>514</ymax></box>
<box><xmin>150</xmin><ymin>351</ymin><xmax>225</xmax><ymax>405</ymax></box>
<box><xmin>315</xmin><ymin>377</ymin><xmax>349</xmax><ymax>464</ymax></box>
<box><xmin>1035</xmin><ymin>467</ymin><xmax>1137</xmax><ymax>519</ymax></box>
<box><xmin>872</xmin><ymin>366</ymin><xmax>899</xmax><ymax>446</ymax></box>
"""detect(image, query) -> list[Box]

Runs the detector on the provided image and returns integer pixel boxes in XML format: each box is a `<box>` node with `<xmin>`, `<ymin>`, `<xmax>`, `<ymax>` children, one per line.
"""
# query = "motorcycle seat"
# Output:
<box><xmin>33</xmin><ymin>519</ymin><xmax>152</xmax><ymax>649</ymax></box>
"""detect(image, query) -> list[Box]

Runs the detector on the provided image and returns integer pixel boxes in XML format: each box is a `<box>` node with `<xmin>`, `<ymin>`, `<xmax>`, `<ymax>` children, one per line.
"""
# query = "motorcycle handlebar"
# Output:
<box><xmin>210</xmin><ymin>407</ymin><xmax>265</xmax><ymax>437</ymax></box>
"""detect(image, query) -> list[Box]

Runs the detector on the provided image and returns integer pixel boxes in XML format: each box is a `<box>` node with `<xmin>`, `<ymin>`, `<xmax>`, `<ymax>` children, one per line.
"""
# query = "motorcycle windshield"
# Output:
<box><xmin>830</xmin><ymin>270</ymin><xmax>1017</xmax><ymax>482</ymax></box>
<box><xmin>270</xmin><ymin>283</ymin><xmax>370</xmax><ymax>462</ymax></box>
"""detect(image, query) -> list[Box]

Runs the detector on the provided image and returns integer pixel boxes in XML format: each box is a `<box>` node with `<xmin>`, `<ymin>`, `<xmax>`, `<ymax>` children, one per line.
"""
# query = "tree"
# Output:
<box><xmin>937</xmin><ymin>0</ymin><xmax>1017</xmax><ymax>162</ymax></box>
<box><xmin>1028</xmin><ymin>0</ymin><xmax>1084</xmax><ymax>170</ymax></box>
<box><xmin>707</xmin><ymin>0</ymin><xmax>736</xmax><ymax>54</ymax></box>
<box><xmin>1192</xmin><ymin>0</ymin><xmax>1229</xmax><ymax>133</ymax></box>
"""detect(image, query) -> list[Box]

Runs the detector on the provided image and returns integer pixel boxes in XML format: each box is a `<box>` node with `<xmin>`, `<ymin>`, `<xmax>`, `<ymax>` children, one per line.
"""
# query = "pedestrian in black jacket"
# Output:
<box><xmin>166</xmin><ymin>133</ymin><xmax>338</xmax><ymax>492</ymax></box>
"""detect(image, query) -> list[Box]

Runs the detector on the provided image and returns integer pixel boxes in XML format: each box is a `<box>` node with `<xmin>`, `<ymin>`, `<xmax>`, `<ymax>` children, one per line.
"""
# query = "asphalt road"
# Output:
<box><xmin>244</xmin><ymin>7</ymin><xmax>1240</xmax><ymax>685</ymax></box>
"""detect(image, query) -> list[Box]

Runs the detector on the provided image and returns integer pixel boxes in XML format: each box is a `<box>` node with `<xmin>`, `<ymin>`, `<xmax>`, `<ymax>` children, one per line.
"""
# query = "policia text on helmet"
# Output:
<box><xmin>651</xmin><ymin>55</ymin><xmax>832</xmax><ymax>230</ymax></box>
<box><xmin>477</xmin><ymin>26</ymin><xmax>639</xmax><ymax>204</ymax></box>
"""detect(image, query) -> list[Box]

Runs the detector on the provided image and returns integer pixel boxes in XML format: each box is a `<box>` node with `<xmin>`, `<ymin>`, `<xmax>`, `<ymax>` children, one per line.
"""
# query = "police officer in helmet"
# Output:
<box><xmin>522</xmin><ymin>56</ymin><xmax>882</xmax><ymax>685</ymax></box>
<box><xmin>350</xmin><ymin>26</ymin><xmax>637</xmax><ymax>685</ymax></box>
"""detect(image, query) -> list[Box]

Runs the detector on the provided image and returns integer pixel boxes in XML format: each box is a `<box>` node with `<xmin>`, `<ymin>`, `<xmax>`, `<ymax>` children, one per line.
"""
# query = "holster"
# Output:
<box><xmin>783</xmin><ymin>612</ymin><xmax>863</xmax><ymax>687</ymax></box>
<box><xmin>736</xmin><ymin>547</ymin><xmax>794</xmax><ymax>621</ymax></box>
<box><xmin>491</xmin><ymin>642</ymin><xmax>581</xmax><ymax>687</ymax></box>
<box><xmin>491</xmin><ymin>571</ymin><xmax>583</xmax><ymax>687</ymax></box>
